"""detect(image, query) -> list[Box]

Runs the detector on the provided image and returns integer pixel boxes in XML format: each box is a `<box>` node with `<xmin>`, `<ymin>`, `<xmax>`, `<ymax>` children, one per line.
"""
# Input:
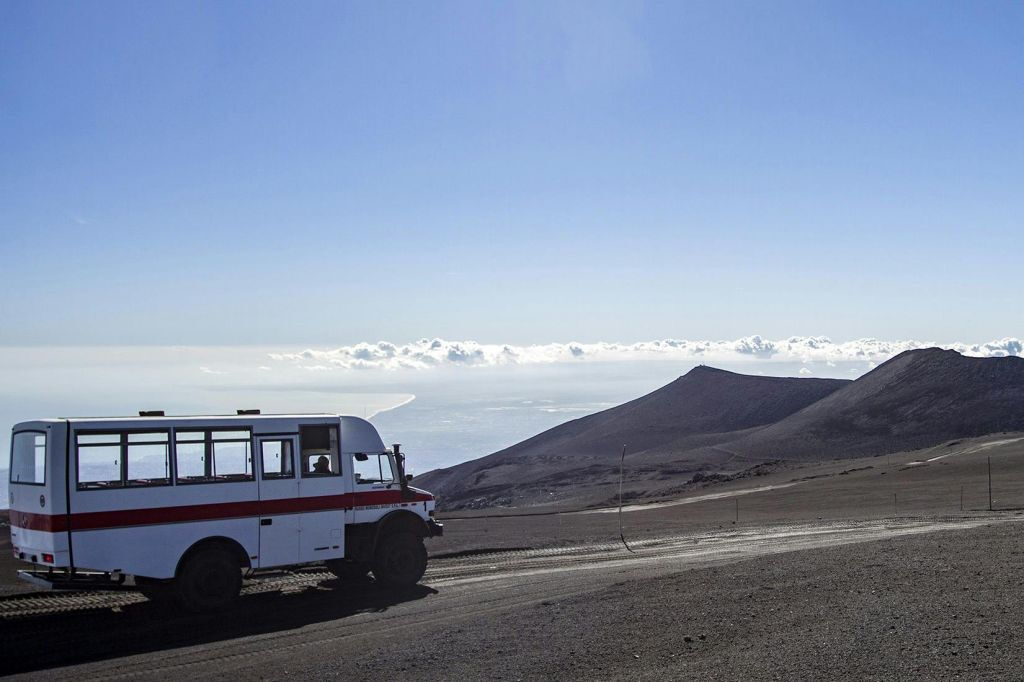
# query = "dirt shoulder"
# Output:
<box><xmin>336</xmin><ymin>521</ymin><xmax>1024</xmax><ymax>681</ymax></box>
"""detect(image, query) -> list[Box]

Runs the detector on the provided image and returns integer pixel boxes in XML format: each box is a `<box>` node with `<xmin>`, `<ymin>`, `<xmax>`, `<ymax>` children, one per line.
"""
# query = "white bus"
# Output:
<box><xmin>8</xmin><ymin>412</ymin><xmax>442</xmax><ymax>611</ymax></box>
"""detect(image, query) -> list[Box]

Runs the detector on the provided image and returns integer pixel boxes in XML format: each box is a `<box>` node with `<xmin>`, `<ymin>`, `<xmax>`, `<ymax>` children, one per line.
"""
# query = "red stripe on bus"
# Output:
<box><xmin>10</xmin><ymin>490</ymin><xmax>432</xmax><ymax>533</ymax></box>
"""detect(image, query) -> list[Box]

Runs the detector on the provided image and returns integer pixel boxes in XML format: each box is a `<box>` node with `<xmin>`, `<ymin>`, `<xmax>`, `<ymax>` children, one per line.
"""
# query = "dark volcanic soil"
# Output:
<box><xmin>428</xmin><ymin>433</ymin><xmax>1024</xmax><ymax>554</ymax></box>
<box><xmin>341</xmin><ymin>521</ymin><xmax>1024</xmax><ymax>681</ymax></box>
<box><xmin>4</xmin><ymin>513</ymin><xmax>1024</xmax><ymax>678</ymax></box>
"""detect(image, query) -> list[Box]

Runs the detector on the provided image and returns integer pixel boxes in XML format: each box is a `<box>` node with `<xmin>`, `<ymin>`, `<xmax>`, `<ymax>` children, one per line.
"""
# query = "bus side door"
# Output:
<box><xmin>297</xmin><ymin>424</ymin><xmax>345</xmax><ymax>564</ymax></box>
<box><xmin>255</xmin><ymin>436</ymin><xmax>300</xmax><ymax>568</ymax></box>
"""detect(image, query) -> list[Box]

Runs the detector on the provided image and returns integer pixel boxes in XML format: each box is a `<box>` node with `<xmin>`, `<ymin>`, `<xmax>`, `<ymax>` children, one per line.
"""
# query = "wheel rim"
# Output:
<box><xmin>385</xmin><ymin>545</ymin><xmax>418</xmax><ymax>581</ymax></box>
<box><xmin>194</xmin><ymin>561</ymin><xmax>232</xmax><ymax>601</ymax></box>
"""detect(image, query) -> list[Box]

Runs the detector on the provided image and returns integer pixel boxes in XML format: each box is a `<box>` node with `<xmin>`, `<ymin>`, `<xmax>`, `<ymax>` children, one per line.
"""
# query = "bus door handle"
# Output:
<box><xmin>261</xmin><ymin>519</ymin><xmax>273</xmax><ymax>526</ymax></box>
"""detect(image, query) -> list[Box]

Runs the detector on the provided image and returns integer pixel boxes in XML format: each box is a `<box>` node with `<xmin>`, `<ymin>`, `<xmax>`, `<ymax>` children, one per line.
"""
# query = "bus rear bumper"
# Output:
<box><xmin>17</xmin><ymin>569</ymin><xmax>129</xmax><ymax>591</ymax></box>
<box><xmin>11</xmin><ymin>536</ymin><xmax>71</xmax><ymax>569</ymax></box>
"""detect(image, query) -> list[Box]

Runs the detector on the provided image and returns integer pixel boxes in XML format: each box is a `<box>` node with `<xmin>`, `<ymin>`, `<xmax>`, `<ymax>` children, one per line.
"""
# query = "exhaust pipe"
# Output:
<box><xmin>394</xmin><ymin>443</ymin><xmax>413</xmax><ymax>498</ymax></box>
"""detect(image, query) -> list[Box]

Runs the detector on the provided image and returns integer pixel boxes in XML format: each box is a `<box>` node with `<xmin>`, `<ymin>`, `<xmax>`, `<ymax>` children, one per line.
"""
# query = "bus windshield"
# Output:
<box><xmin>353</xmin><ymin>452</ymin><xmax>395</xmax><ymax>484</ymax></box>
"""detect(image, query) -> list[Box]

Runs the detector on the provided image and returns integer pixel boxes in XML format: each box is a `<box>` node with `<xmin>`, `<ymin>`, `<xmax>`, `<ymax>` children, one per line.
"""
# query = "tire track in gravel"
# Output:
<box><xmin>5</xmin><ymin>514</ymin><xmax>1019</xmax><ymax>680</ymax></box>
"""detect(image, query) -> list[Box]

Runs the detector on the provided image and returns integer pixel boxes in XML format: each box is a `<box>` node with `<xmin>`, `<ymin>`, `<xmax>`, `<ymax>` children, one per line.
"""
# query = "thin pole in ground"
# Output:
<box><xmin>988</xmin><ymin>456</ymin><xmax>993</xmax><ymax>512</ymax></box>
<box><xmin>617</xmin><ymin>444</ymin><xmax>635</xmax><ymax>554</ymax></box>
<box><xmin>960</xmin><ymin>485</ymin><xmax>964</xmax><ymax>512</ymax></box>
<box><xmin>735</xmin><ymin>498</ymin><xmax>739</xmax><ymax>524</ymax></box>
<box><xmin>894</xmin><ymin>492</ymin><xmax>898</xmax><ymax>517</ymax></box>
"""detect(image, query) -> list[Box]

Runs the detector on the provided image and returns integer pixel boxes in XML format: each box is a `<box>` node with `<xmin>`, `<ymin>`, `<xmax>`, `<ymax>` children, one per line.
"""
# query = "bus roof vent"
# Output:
<box><xmin>237</xmin><ymin>409</ymin><xmax>261</xmax><ymax>415</ymax></box>
<box><xmin>138</xmin><ymin>410</ymin><xmax>165</xmax><ymax>417</ymax></box>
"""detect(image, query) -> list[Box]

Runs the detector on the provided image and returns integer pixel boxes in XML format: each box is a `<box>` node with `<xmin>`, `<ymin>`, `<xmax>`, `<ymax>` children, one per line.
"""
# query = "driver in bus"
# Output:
<box><xmin>312</xmin><ymin>455</ymin><xmax>332</xmax><ymax>474</ymax></box>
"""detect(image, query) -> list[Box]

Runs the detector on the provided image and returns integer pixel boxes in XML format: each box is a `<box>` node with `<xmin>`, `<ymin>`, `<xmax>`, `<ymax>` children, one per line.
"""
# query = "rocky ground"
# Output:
<box><xmin>342</xmin><ymin>521</ymin><xmax>1024</xmax><ymax>681</ymax></box>
<box><xmin>2</xmin><ymin>517</ymin><xmax>1023</xmax><ymax>679</ymax></box>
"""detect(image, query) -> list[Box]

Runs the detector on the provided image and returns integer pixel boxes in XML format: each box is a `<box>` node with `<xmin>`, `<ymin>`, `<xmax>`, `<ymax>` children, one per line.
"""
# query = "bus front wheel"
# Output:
<box><xmin>372</xmin><ymin>532</ymin><xmax>427</xmax><ymax>588</ymax></box>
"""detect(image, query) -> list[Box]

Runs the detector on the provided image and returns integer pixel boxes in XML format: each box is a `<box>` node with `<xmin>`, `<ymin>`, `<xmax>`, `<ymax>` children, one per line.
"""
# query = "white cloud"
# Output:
<box><xmin>798</xmin><ymin>367</ymin><xmax>813</xmax><ymax>375</ymax></box>
<box><xmin>198</xmin><ymin>366</ymin><xmax>227</xmax><ymax>375</ymax></box>
<box><xmin>267</xmin><ymin>335</ymin><xmax>1023</xmax><ymax>371</ymax></box>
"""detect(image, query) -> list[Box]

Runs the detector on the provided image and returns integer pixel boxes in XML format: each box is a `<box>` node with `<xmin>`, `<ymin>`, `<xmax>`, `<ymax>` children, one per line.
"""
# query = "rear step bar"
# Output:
<box><xmin>17</xmin><ymin>569</ymin><xmax>129</xmax><ymax>591</ymax></box>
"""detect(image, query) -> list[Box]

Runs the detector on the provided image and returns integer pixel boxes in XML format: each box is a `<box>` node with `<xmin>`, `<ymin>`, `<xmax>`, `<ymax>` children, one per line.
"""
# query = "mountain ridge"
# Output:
<box><xmin>415</xmin><ymin>364</ymin><xmax>850</xmax><ymax>508</ymax></box>
<box><xmin>416</xmin><ymin>348</ymin><xmax>1024</xmax><ymax>510</ymax></box>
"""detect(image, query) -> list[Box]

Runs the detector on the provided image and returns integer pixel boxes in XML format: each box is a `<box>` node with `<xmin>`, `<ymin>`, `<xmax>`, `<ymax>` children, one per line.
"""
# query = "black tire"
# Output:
<box><xmin>326</xmin><ymin>559</ymin><xmax>372</xmax><ymax>581</ymax></box>
<box><xmin>174</xmin><ymin>546</ymin><xmax>242</xmax><ymax>613</ymax></box>
<box><xmin>372</xmin><ymin>532</ymin><xmax>427</xmax><ymax>588</ymax></box>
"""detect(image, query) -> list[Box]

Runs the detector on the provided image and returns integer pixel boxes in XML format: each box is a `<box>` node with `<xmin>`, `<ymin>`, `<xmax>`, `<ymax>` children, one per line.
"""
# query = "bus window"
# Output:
<box><xmin>260</xmin><ymin>440</ymin><xmax>294</xmax><ymax>479</ymax></box>
<box><xmin>175</xmin><ymin>429</ymin><xmax>254</xmax><ymax>483</ymax></box>
<box><xmin>213</xmin><ymin>431</ymin><xmax>252</xmax><ymax>478</ymax></box>
<box><xmin>299</xmin><ymin>425</ymin><xmax>340</xmax><ymax>477</ymax></box>
<box><xmin>126</xmin><ymin>432</ymin><xmax>170</xmax><ymax>485</ymax></box>
<box><xmin>77</xmin><ymin>431</ymin><xmax>172</xmax><ymax>489</ymax></box>
<box><xmin>10</xmin><ymin>431</ymin><xmax>46</xmax><ymax>485</ymax></box>
<box><xmin>77</xmin><ymin>433</ymin><xmax>123</xmax><ymax>489</ymax></box>
<box><xmin>175</xmin><ymin>432</ymin><xmax>207</xmax><ymax>480</ymax></box>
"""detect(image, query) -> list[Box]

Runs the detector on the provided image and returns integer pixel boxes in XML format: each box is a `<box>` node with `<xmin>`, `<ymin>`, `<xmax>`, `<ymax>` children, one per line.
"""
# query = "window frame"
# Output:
<box><xmin>259</xmin><ymin>438</ymin><xmax>296</xmax><ymax>480</ymax></box>
<box><xmin>75</xmin><ymin>428</ymin><xmax>173</xmax><ymax>491</ymax></box>
<box><xmin>9</xmin><ymin>430</ymin><xmax>47</xmax><ymax>487</ymax></box>
<box><xmin>173</xmin><ymin>427</ymin><xmax>255</xmax><ymax>485</ymax></box>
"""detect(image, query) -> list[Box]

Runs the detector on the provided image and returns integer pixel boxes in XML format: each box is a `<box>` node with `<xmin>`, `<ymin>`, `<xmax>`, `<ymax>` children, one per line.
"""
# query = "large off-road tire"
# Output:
<box><xmin>326</xmin><ymin>559</ymin><xmax>372</xmax><ymax>581</ymax></box>
<box><xmin>372</xmin><ymin>532</ymin><xmax>427</xmax><ymax>588</ymax></box>
<box><xmin>174</xmin><ymin>546</ymin><xmax>242</xmax><ymax>613</ymax></box>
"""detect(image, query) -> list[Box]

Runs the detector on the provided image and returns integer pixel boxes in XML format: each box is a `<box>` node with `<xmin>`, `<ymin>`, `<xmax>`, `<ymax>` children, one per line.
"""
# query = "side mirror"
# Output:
<box><xmin>354</xmin><ymin>453</ymin><xmax>368</xmax><ymax>462</ymax></box>
<box><xmin>405</xmin><ymin>473</ymin><xmax>414</xmax><ymax>482</ymax></box>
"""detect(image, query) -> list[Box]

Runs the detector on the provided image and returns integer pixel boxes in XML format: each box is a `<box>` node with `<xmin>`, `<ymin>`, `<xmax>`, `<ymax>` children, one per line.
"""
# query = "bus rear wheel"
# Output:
<box><xmin>372</xmin><ymin>532</ymin><xmax>427</xmax><ymax>588</ymax></box>
<box><xmin>174</xmin><ymin>546</ymin><xmax>242</xmax><ymax>612</ymax></box>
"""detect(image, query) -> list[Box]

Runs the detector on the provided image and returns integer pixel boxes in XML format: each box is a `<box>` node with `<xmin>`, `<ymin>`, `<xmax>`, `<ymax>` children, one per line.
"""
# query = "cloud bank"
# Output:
<box><xmin>269</xmin><ymin>336</ymin><xmax>1023</xmax><ymax>371</ymax></box>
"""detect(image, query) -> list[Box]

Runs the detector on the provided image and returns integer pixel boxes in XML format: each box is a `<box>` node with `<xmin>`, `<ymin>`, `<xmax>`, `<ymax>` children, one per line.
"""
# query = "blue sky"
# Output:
<box><xmin>2</xmin><ymin>1</ymin><xmax>1022</xmax><ymax>346</ymax></box>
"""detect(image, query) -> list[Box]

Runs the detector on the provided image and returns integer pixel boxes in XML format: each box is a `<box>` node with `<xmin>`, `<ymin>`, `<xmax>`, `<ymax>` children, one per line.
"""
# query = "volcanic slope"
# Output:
<box><xmin>419</xmin><ymin>349</ymin><xmax>1024</xmax><ymax>511</ymax></box>
<box><xmin>723</xmin><ymin>348</ymin><xmax>1024</xmax><ymax>463</ymax></box>
<box><xmin>415</xmin><ymin>367</ymin><xmax>848</xmax><ymax>509</ymax></box>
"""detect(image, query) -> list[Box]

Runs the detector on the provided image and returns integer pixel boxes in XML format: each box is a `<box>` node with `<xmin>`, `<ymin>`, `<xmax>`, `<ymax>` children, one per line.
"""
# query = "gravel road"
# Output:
<box><xmin>4</xmin><ymin>514</ymin><xmax>1023</xmax><ymax>680</ymax></box>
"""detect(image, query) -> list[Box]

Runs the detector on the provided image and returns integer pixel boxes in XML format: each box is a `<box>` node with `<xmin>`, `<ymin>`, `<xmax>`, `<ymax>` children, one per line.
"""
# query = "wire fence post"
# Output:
<box><xmin>617</xmin><ymin>444</ymin><xmax>634</xmax><ymax>554</ymax></box>
<box><xmin>988</xmin><ymin>456</ymin><xmax>993</xmax><ymax>512</ymax></box>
